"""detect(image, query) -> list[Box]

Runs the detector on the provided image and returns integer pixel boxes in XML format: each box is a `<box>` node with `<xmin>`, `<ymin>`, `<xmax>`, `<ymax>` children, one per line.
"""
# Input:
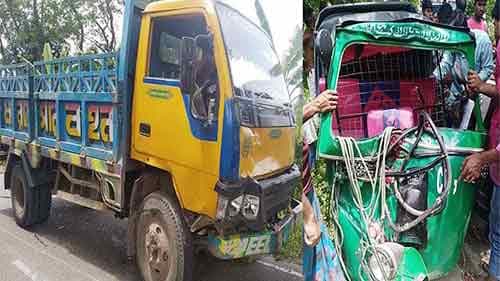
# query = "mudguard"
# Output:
<box><xmin>395</xmin><ymin>248</ymin><xmax>428</xmax><ymax>281</ymax></box>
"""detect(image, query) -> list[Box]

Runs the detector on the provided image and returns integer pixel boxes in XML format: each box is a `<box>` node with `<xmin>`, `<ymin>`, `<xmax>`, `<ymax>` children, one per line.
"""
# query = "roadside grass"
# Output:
<box><xmin>274</xmin><ymin>106</ymin><xmax>305</xmax><ymax>264</ymax></box>
<box><xmin>276</xmin><ymin>169</ymin><xmax>304</xmax><ymax>263</ymax></box>
<box><xmin>277</xmin><ymin>221</ymin><xmax>303</xmax><ymax>263</ymax></box>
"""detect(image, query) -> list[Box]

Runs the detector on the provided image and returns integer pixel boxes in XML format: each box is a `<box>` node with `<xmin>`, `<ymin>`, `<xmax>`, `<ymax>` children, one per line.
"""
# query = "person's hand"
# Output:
<box><xmin>460</xmin><ymin>153</ymin><xmax>486</xmax><ymax>183</ymax></box>
<box><xmin>311</xmin><ymin>90</ymin><xmax>338</xmax><ymax>114</ymax></box>
<box><xmin>463</xmin><ymin>83</ymin><xmax>477</xmax><ymax>99</ymax></box>
<box><xmin>303</xmin><ymin>90</ymin><xmax>338</xmax><ymax>122</ymax></box>
<box><xmin>467</xmin><ymin>70</ymin><xmax>483</xmax><ymax>93</ymax></box>
<box><xmin>302</xmin><ymin>194</ymin><xmax>321</xmax><ymax>247</ymax></box>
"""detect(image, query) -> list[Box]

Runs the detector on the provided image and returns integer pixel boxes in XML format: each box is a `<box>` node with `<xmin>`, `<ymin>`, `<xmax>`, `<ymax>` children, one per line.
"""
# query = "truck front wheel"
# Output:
<box><xmin>10</xmin><ymin>164</ymin><xmax>52</xmax><ymax>227</ymax></box>
<box><xmin>136</xmin><ymin>191</ymin><xmax>193</xmax><ymax>281</ymax></box>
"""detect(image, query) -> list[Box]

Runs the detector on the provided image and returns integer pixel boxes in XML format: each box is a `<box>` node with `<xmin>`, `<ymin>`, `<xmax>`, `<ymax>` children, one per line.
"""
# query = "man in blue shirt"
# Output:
<box><xmin>434</xmin><ymin>29</ymin><xmax>494</xmax><ymax>104</ymax></box>
<box><xmin>433</xmin><ymin>11</ymin><xmax>494</xmax><ymax>129</ymax></box>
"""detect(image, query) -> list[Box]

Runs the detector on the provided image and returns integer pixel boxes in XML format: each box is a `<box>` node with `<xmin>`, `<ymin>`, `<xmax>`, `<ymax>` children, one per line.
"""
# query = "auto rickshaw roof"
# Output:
<box><xmin>316</xmin><ymin>2</ymin><xmax>469</xmax><ymax>34</ymax></box>
<box><xmin>317</xmin><ymin>2</ymin><xmax>477</xmax><ymax>103</ymax></box>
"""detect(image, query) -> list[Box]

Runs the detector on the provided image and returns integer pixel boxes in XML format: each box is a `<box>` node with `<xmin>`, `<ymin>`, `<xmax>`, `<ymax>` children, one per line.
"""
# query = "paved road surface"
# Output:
<box><xmin>0</xmin><ymin>175</ymin><xmax>302</xmax><ymax>281</ymax></box>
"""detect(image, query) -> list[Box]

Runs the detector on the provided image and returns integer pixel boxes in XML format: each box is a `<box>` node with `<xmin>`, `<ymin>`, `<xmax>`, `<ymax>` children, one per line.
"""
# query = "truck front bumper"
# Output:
<box><xmin>207</xmin><ymin>199</ymin><xmax>302</xmax><ymax>259</ymax></box>
<box><xmin>214</xmin><ymin>164</ymin><xmax>301</xmax><ymax>231</ymax></box>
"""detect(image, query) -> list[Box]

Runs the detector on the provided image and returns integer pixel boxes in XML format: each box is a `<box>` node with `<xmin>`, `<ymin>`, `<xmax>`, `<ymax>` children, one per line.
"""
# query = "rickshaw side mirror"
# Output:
<box><xmin>180</xmin><ymin>36</ymin><xmax>197</xmax><ymax>94</ymax></box>
<box><xmin>315</xmin><ymin>29</ymin><xmax>333</xmax><ymax>70</ymax></box>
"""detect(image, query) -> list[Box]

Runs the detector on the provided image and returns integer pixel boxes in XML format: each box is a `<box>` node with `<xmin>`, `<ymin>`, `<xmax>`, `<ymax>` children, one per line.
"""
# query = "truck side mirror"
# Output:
<box><xmin>315</xmin><ymin>29</ymin><xmax>333</xmax><ymax>71</ymax></box>
<box><xmin>180</xmin><ymin>36</ymin><xmax>197</xmax><ymax>94</ymax></box>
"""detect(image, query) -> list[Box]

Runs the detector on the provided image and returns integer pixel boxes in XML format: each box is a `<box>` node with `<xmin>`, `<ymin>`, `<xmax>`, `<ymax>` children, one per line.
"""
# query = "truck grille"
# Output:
<box><xmin>259</xmin><ymin>165</ymin><xmax>300</xmax><ymax>223</ymax></box>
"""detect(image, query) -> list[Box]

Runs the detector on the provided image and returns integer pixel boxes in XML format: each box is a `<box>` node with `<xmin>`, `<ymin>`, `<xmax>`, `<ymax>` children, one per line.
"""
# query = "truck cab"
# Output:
<box><xmin>0</xmin><ymin>1</ymin><xmax>301</xmax><ymax>280</ymax></box>
<box><xmin>131</xmin><ymin>0</ymin><xmax>298</xmax><ymax>229</ymax></box>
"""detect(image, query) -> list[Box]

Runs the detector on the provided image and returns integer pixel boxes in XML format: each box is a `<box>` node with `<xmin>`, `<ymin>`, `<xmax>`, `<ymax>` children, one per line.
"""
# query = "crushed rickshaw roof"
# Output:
<box><xmin>316</xmin><ymin>1</ymin><xmax>470</xmax><ymax>34</ymax></box>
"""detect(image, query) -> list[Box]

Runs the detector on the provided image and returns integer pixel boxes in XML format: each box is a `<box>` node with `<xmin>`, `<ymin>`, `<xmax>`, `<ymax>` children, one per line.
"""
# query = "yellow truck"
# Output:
<box><xmin>0</xmin><ymin>1</ymin><xmax>301</xmax><ymax>280</ymax></box>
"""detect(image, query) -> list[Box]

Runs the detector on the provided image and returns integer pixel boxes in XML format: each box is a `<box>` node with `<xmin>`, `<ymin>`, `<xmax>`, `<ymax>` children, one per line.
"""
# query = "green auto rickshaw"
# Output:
<box><xmin>313</xmin><ymin>2</ymin><xmax>487</xmax><ymax>280</ymax></box>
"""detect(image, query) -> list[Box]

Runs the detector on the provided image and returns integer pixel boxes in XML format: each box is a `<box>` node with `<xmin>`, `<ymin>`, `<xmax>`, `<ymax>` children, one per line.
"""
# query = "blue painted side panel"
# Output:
<box><xmin>143</xmin><ymin>77</ymin><xmax>180</xmax><ymax>88</ymax></box>
<box><xmin>118</xmin><ymin>0</ymin><xmax>144</xmax><ymax>168</ymax></box>
<box><xmin>219</xmin><ymin>99</ymin><xmax>240</xmax><ymax>181</ymax></box>
<box><xmin>31</xmin><ymin>53</ymin><xmax>119</xmax><ymax>162</ymax></box>
<box><xmin>0</xmin><ymin>64</ymin><xmax>33</xmax><ymax>142</ymax></box>
<box><xmin>38</xmin><ymin>137</ymin><xmax>57</xmax><ymax>148</ymax></box>
<box><xmin>0</xmin><ymin>0</ymin><xmax>145</xmax><ymax>180</ymax></box>
<box><xmin>0</xmin><ymin>54</ymin><xmax>119</xmax><ymax>162</ymax></box>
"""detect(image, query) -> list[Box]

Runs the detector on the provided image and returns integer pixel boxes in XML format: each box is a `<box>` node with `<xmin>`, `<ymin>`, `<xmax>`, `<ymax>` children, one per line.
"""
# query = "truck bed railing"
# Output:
<box><xmin>0</xmin><ymin>64</ymin><xmax>31</xmax><ymax>95</ymax></box>
<box><xmin>33</xmin><ymin>53</ymin><xmax>118</xmax><ymax>96</ymax></box>
<box><xmin>0</xmin><ymin>53</ymin><xmax>122</xmax><ymax>172</ymax></box>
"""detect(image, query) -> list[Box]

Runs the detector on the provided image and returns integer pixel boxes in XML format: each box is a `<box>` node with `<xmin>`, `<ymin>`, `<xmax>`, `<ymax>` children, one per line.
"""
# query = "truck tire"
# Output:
<box><xmin>10</xmin><ymin>164</ymin><xmax>52</xmax><ymax>227</ymax></box>
<box><xmin>136</xmin><ymin>191</ymin><xmax>193</xmax><ymax>281</ymax></box>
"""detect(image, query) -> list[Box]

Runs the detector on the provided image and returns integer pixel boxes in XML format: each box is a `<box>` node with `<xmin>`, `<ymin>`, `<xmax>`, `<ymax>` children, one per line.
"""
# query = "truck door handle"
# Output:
<box><xmin>139</xmin><ymin>123</ymin><xmax>151</xmax><ymax>137</ymax></box>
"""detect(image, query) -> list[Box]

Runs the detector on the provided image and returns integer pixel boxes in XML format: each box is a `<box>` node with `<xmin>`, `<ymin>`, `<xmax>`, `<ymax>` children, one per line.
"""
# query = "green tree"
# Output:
<box><xmin>0</xmin><ymin>0</ymin><xmax>84</xmax><ymax>63</ymax></box>
<box><xmin>281</xmin><ymin>26</ymin><xmax>304</xmax><ymax>100</ymax></box>
<box><xmin>254</xmin><ymin>0</ymin><xmax>274</xmax><ymax>43</ymax></box>
<box><xmin>83</xmin><ymin>0</ymin><xmax>124</xmax><ymax>53</ymax></box>
<box><xmin>0</xmin><ymin>0</ymin><xmax>123</xmax><ymax>64</ymax></box>
<box><xmin>255</xmin><ymin>0</ymin><xmax>303</xmax><ymax>103</ymax></box>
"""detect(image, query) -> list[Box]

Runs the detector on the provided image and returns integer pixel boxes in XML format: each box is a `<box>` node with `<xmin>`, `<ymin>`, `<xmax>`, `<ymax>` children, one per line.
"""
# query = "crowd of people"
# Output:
<box><xmin>463</xmin><ymin>1</ymin><xmax>500</xmax><ymax>280</ymax></box>
<box><xmin>421</xmin><ymin>2</ymin><xmax>500</xmax><ymax>279</ymax></box>
<box><xmin>303</xmin><ymin>0</ymin><xmax>500</xmax><ymax>280</ymax></box>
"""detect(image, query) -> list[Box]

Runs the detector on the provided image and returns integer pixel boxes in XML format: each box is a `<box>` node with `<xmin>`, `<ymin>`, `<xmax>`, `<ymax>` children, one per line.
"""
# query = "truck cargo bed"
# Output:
<box><xmin>0</xmin><ymin>54</ymin><xmax>123</xmax><ymax>176</ymax></box>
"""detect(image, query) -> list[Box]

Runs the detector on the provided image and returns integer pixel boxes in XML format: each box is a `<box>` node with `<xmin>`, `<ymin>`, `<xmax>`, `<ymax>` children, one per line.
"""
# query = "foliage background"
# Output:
<box><xmin>0</xmin><ymin>0</ymin><xmax>303</xmax><ymax>100</ymax></box>
<box><xmin>0</xmin><ymin>0</ymin><xmax>124</xmax><ymax>64</ymax></box>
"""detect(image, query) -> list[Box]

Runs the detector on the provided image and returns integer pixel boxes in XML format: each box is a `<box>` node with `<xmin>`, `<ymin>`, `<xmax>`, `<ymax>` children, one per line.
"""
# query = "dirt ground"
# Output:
<box><xmin>437</xmin><ymin>213</ymin><xmax>491</xmax><ymax>281</ymax></box>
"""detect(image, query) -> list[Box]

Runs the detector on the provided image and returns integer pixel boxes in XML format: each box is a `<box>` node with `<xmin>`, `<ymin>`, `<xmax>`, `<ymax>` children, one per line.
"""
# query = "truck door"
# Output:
<box><xmin>131</xmin><ymin>10</ymin><xmax>223</xmax><ymax>181</ymax></box>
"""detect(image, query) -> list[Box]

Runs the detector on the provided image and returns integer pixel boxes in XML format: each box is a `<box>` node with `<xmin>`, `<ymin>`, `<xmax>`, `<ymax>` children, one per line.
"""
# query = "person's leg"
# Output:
<box><xmin>489</xmin><ymin>185</ymin><xmax>500</xmax><ymax>280</ymax></box>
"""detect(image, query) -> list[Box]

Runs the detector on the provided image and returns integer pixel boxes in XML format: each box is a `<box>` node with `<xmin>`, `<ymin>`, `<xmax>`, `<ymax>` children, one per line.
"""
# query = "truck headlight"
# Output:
<box><xmin>368</xmin><ymin>243</ymin><xmax>404</xmax><ymax>281</ymax></box>
<box><xmin>216</xmin><ymin>196</ymin><xmax>229</xmax><ymax>220</ymax></box>
<box><xmin>216</xmin><ymin>194</ymin><xmax>260</xmax><ymax>220</ymax></box>
<box><xmin>228</xmin><ymin>195</ymin><xmax>244</xmax><ymax>217</ymax></box>
<box><xmin>241</xmin><ymin>195</ymin><xmax>260</xmax><ymax>220</ymax></box>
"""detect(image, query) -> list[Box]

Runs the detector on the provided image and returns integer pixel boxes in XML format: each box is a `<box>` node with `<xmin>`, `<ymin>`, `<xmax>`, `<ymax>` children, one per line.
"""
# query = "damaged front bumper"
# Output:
<box><xmin>208</xmin><ymin>199</ymin><xmax>302</xmax><ymax>259</ymax></box>
<box><xmin>214</xmin><ymin>165</ymin><xmax>301</xmax><ymax>231</ymax></box>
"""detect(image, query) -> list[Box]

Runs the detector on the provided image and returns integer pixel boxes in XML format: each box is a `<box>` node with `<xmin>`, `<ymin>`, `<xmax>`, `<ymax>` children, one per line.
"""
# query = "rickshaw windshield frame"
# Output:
<box><xmin>327</xmin><ymin>21</ymin><xmax>476</xmax><ymax>90</ymax></box>
<box><xmin>317</xmin><ymin>20</ymin><xmax>482</xmax><ymax>155</ymax></box>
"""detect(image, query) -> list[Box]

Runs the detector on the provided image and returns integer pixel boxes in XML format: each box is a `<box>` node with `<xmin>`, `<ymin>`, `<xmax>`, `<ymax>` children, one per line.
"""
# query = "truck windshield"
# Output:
<box><xmin>215</xmin><ymin>3</ymin><xmax>289</xmax><ymax>104</ymax></box>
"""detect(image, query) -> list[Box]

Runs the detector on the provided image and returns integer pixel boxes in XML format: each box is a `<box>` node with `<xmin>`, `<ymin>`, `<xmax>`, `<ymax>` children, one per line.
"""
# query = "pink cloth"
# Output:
<box><xmin>367</xmin><ymin>108</ymin><xmax>415</xmax><ymax>137</ymax></box>
<box><xmin>489</xmin><ymin>44</ymin><xmax>500</xmax><ymax>185</ymax></box>
<box><xmin>467</xmin><ymin>18</ymin><xmax>488</xmax><ymax>33</ymax></box>
<box><xmin>333</xmin><ymin>79</ymin><xmax>436</xmax><ymax>139</ymax></box>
